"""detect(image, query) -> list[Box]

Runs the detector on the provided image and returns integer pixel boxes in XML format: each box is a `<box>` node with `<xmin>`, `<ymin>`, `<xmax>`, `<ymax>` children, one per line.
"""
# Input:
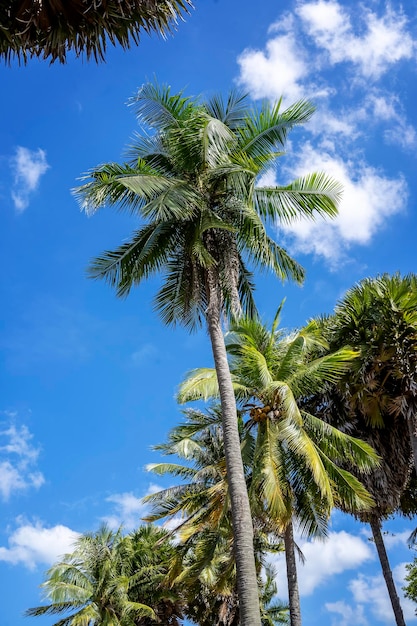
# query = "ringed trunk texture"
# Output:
<box><xmin>205</xmin><ymin>272</ymin><xmax>262</xmax><ymax>626</ymax></box>
<box><xmin>369</xmin><ymin>516</ymin><xmax>406</xmax><ymax>626</ymax></box>
<box><xmin>284</xmin><ymin>520</ymin><xmax>302</xmax><ymax>626</ymax></box>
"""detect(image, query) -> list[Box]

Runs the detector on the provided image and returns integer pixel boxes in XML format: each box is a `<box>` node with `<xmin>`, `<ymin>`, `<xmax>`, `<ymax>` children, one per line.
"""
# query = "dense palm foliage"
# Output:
<box><xmin>145</xmin><ymin>406</ymin><xmax>289</xmax><ymax>626</ymax></box>
<box><xmin>307</xmin><ymin>274</ymin><xmax>417</xmax><ymax>626</ymax></box>
<box><xmin>178</xmin><ymin>311</ymin><xmax>379</xmax><ymax>625</ymax></box>
<box><xmin>179</xmin><ymin>312</ymin><xmax>379</xmax><ymax>521</ymax></box>
<box><xmin>0</xmin><ymin>1</ymin><xmax>191</xmax><ymax>64</ymax></box>
<box><xmin>26</xmin><ymin>525</ymin><xmax>184</xmax><ymax>626</ymax></box>
<box><xmin>74</xmin><ymin>81</ymin><xmax>342</xmax><ymax>626</ymax></box>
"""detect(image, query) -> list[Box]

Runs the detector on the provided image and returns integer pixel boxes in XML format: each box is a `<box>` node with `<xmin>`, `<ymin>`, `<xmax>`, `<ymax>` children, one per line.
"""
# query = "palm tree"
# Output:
<box><xmin>0</xmin><ymin>1</ymin><xmax>191</xmax><ymax>64</ymax></box>
<box><xmin>74</xmin><ymin>81</ymin><xmax>342</xmax><ymax>626</ymax></box>
<box><xmin>123</xmin><ymin>524</ymin><xmax>185</xmax><ymax>625</ymax></box>
<box><xmin>311</xmin><ymin>273</ymin><xmax>417</xmax><ymax>626</ymax></box>
<box><xmin>26</xmin><ymin>525</ymin><xmax>157</xmax><ymax>626</ymax></box>
<box><xmin>178</xmin><ymin>310</ymin><xmax>379</xmax><ymax>626</ymax></box>
<box><xmin>145</xmin><ymin>405</ymin><xmax>289</xmax><ymax>626</ymax></box>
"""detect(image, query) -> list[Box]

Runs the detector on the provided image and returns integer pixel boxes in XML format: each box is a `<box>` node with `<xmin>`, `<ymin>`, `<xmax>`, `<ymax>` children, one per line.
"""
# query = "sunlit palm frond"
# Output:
<box><xmin>178</xmin><ymin>368</ymin><xmax>219</xmax><ymax>403</ymax></box>
<box><xmin>236</xmin><ymin>99</ymin><xmax>315</xmax><ymax>157</ymax></box>
<box><xmin>254</xmin><ymin>172</ymin><xmax>342</xmax><ymax>225</ymax></box>
<box><xmin>287</xmin><ymin>347</ymin><xmax>359</xmax><ymax>396</ymax></box>
<box><xmin>302</xmin><ymin>413</ymin><xmax>380</xmax><ymax>473</ymax></box>
<box><xmin>251</xmin><ymin>420</ymin><xmax>289</xmax><ymax>521</ymax></box>
<box><xmin>74</xmin><ymin>162</ymin><xmax>154</xmax><ymax>216</ymax></box>
<box><xmin>129</xmin><ymin>81</ymin><xmax>194</xmax><ymax>129</ymax></box>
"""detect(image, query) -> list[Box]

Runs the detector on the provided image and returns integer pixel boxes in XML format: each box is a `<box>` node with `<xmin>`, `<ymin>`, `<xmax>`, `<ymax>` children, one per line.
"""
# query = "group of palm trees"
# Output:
<box><xmin>27</xmin><ymin>83</ymin><xmax>417</xmax><ymax>626</ymax></box>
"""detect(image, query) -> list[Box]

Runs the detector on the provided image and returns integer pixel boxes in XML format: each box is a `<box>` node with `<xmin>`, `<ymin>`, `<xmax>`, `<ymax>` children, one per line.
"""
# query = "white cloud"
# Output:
<box><xmin>326</xmin><ymin>600</ymin><xmax>368</xmax><ymax>626</ymax></box>
<box><xmin>0</xmin><ymin>422</ymin><xmax>45</xmax><ymax>500</ymax></box>
<box><xmin>348</xmin><ymin>564</ymin><xmax>417</xmax><ymax>623</ymax></box>
<box><xmin>365</xmin><ymin>93</ymin><xmax>417</xmax><ymax>150</ymax></box>
<box><xmin>10</xmin><ymin>146</ymin><xmax>50</xmax><ymax>213</ymax></box>
<box><xmin>102</xmin><ymin>492</ymin><xmax>148</xmax><ymax>530</ymax></box>
<box><xmin>380</xmin><ymin>529</ymin><xmax>412</xmax><ymax>550</ymax></box>
<box><xmin>237</xmin><ymin>32</ymin><xmax>310</xmax><ymax>103</ymax></box>
<box><xmin>235</xmin><ymin>3</ymin><xmax>416</xmax><ymax>152</ymax></box>
<box><xmin>297</xmin><ymin>1</ymin><xmax>415</xmax><ymax>79</ymax></box>
<box><xmin>0</xmin><ymin>520</ymin><xmax>79</xmax><ymax>570</ymax></box>
<box><xmin>276</xmin><ymin>143</ymin><xmax>408</xmax><ymax>264</ymax></box>
<box><xmin>271</xmin><ymin>530</ymin><xmax>374</xmax><ymax>598</ymax></box>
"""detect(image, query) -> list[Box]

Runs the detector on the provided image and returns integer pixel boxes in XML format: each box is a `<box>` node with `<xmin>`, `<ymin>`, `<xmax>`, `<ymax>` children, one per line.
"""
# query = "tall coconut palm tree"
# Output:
<box><xmin>0</xmin><ymin>1</ymin><xmax>191</xmax><ymax>64</ymax></box>
<box><xmin>26</xmin><ymin>525</ymin><xmax>158</xmax><ymax>626</ymax></box>
<box><xmin>178</xmin><ymin>310</ymin><xmax>379</xmax><ymax>625</ymax></box>
<box><xmin>309</xmin><ymin>273</ymin><xmax>417</xmax><ymax>626</ymax></box>
<box><xmin>74</xmin><ymin>81</ymin><xmax>342</xmax><ymax>626</ymax></box>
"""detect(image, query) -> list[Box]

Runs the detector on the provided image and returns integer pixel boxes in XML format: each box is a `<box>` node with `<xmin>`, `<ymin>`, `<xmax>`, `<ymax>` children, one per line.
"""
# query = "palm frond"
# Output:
<box><xmin>178</xmin><ymin>368</ymin><xmax>220</xmax><ymax>403</ymax></box>
<box><xmin>129</xmin><ymin>80</ymin><xmax>194</xmax><ymax>129</ymax></box>
<box><xmin>87</xmin><ymin>222</ymin><xmax>177</xmax><ymax>297</ymax></box>
<box><xmin>237</xmin><ymin>99</ymin><xmax>315</xmax><ymax>158</ymax></box>
<box><xmin>74</xmin><ymin>161</ymin><xmax>154</xmax><ymax>216</ymax></box>
<box><xmin>254</xmin><ymin>172</ymin><xmax>342</xmax><ymax>224</ymax></box>
<box><xmin>205</xmin><ymin>91</ymin><xmax>249</xmax><ymax>129</ymax></box>
<box><xmin>119</xmin><ymin>175</ymin><xmax>201</xmax><ymax>220</ymax></box>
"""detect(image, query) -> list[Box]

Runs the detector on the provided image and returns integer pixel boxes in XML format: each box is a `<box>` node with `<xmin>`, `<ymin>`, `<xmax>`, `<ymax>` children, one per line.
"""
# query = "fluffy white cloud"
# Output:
<box><xmin>238</xmin><ymin>31</ymin><xmax>309</xmax><ymax>102</ymax></box>
<box><xmin>277</xmin><ymin>144</ymin><xmax>408</xmax><ymax>263</ymax></box>
<box><xmin>235</xmin><ymin>2</ymin><xmax>416</xmax><ymax>151</ymax></box>
<box><xmin>102</xmin><ymin>492</ymin><xmax>148</xmax><ymax>530</ymax></box>
<box><xmin>10</xmin><ymin>146</ymin><xmax>50</xmax><ymax>213</ymax></box>
<box><xmin>297</xmin><ymin>1</ymin><xmax>414</xmax><ymax>79</ymax></box>
<box><xmin>271</xmin><ymin>530</ymin><xmax>374</xmax><ymax>598</ymax></box>
<box><xmin>0</xmin><ymin>521</ymin><xmax>79</xmax><ymax>570</ymax></box>
<box><xmin>325</xmin><ymin>600</ymin><xmax>368</xmax><ymax>626</ymax></box>
<box><xmin>348</xmin><ymin>563</ymin><xmax>417</xmax><ymax>623</ymax></box>
<box><xmin>0</xmin><ymin>422</ymin><xmax>45</xmax><ymax>500</ymax></box>
<box><xmin>364</xmin><ymin>93</ymin><xmax>417</xmax><ymax>150</ymax></box>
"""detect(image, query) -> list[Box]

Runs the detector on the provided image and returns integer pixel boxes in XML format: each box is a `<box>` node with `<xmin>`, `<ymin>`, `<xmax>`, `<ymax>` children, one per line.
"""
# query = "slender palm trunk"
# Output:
<box><xmin>284</xmin><ymin>519</ymin><xmax>302</xmax><ymax>626</ymax></box>
<box><xmin>369</xmin><ymin>515</ymin><xmax>406</xmax><ymax>626</ymax></box>
<box><xmin>205</xmin><ymin>271</ymin><xmax>262</xmax><ymax>626</ymax></box>
<box><xmin>407</xmin><ymin>415</ymin><xmax>417</xmax><ymax>476</ymax></box>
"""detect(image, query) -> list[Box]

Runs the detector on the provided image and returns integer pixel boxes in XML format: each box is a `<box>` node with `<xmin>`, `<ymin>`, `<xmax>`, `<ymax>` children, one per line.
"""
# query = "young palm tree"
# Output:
<box><xmin>179</xmin><ymin>310</ymin><xmax>379</xmax><ymax>625</ymax></box>
<box><xmin>26</xmin><ymin>525</ymin><xmax>157</xmax><ymax>626</ymax></box>
<box><xmin>123</xmin><ymin>524</ymin><xmax>185</xmax><ymax>625</ymax></box>
<box><xmin>0</xmin><ymin>1</ymin><xmax>191</xmax><ymax>64</ymax></box>
<box><xmin>74</xmin><ymin>81</ymin><xmax>342</xmax><ymax>626</ymax></box>
<box><xmin>312</xmin><ymin>273</ymin><xmax>417</xmax><ymax>626</ymax></box>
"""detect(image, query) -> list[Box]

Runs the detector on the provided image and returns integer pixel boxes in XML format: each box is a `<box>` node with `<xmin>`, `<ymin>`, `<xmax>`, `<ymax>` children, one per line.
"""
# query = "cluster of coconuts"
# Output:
<box><xmin>250</xmin><ymin>405</ymin><xmax>280</xmax><ymax>422</ymax></box>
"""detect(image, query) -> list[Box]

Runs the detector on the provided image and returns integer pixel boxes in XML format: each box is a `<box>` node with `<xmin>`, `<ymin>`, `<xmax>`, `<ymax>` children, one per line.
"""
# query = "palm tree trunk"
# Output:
<box><xmin>369</xmin><ymin>515</ymin><xmax>406</xmax><ymax>626</ymax></box>
<box><xmin>205</xmin><ymin>270</ymin><xmax>262</xmax><ymax>626</ymax></box>
<box><xmin>407</xmin><ymin>415</ymin><xmax>417</xmax><ymax>476</ymax></box>
<box><xmin>284</xmin><ymin>519</ymin><xmax>302</xmax><ymax>626</ymax></box>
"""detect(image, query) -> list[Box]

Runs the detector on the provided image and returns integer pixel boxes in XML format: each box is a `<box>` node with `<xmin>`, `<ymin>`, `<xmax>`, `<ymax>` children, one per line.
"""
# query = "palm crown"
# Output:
<box><xmin>75</xmin><ymin>82</ymin><xmax>342</xmax><ymax>330</ymax></box>
<box><xmin>179</xmin><ymin>310</ymin><xmax>379</xmax><ymax>528</ymax></box>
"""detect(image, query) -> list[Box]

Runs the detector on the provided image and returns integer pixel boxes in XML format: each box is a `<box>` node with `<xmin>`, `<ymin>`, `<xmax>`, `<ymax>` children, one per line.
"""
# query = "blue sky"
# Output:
<box><xmin>1</xmin><ymin>1</ymin><xmax>416</xmax><ymax>624</ymax></box>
